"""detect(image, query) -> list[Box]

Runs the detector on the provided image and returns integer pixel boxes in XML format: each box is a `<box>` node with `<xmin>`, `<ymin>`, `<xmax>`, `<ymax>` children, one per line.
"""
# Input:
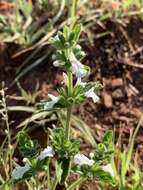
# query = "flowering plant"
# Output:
<box><xmin>12</xmin><ymin>24</ymin><xmax>115</xmax><ymax>189</ymax></box>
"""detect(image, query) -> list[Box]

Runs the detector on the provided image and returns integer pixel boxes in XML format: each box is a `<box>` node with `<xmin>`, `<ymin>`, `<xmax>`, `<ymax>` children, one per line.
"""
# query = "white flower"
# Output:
<box><xmin>76</xmin><ymin>78</ymin><xmax>100</xmax><ymax>103</ymax></box>
<box><xmin>84</xmin><ymin>87</ymin><xmax>99</xmax><ymax>103</ymax></box>
<box><xmin>81</xmin><ymin>51</ymin><xmax>85</xmax><ymax>56</ymax></box>
<box><xmin>54</xmin><ymin>35</ymin><xmax>59</xmax><ymax>41</ymax></box>
<box><xmin>12</xmin><ymin>163</ymin><xmax>30</xmax><ymax>180</ymax></box>
<box><xmin>52</xmin><ymin>54</ymin><xmax>56</xmax><ymax>60</ymax></box>
<box><xmin>23</xmin><ymin>158</ymin><xmax>28</xmax><ymax>163</ymax></box>
<box><xmin>53</xmin><ymin>60</ymin><xmax>65</xmax><ymax>67</ymax></box>
<box><xmin>44</xmin><ymin>94</ymin><xmax>59</xmax><ymax>109</ymax></box>
<box><xmin>69</xmin><ymin>52</ymin><xmax>89</xmax><ymax>78</ymax></box>
<box><xmin>53</xmin><ymin>60</ymin><xmax>60</xmax><ymax>67</ymax></box>
<box><xmin>38</xmin><ymin>146</ymin><xmax>55</xmax><ymax>160</ymax></box>
<box><xmin>102</xmin><ymin>164</ymin><xmax>114</xmax><ymax>177</ymax></box>
<box><xmin>74</xmin><ymin>154</ymin><xmax>95</xmax><ymax>166</ymax></box>
<box><xmin>76</xmin><ymin>44</ymin><xmax>82</xmax><ymax>50</ymax></box>
<box><xmin>76</xmin><ymin>78</ymin><xmax>87</xmax><ymax>87</ymax></box>
<box><xmin>89</xmin><ymin>152</ymin><xmax>94</xmax><ymax>158</ymax></box>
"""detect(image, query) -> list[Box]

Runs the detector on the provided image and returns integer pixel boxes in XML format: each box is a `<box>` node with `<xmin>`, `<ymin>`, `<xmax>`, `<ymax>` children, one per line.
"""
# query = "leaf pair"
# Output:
<box><xmin>49</xmin><ymin>128</ymin><xmax>80</xmax><ymax>158</ymax></box>
<box><xmin>51</xmin><ymin>24</ymin><xmax>81</xmax><ymax>50</ymax></box>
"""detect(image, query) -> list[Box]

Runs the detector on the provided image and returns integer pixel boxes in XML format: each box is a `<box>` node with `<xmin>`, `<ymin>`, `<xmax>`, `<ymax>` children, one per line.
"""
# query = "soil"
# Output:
<box><xmin>0</xmin><ymin>17</ymin><xmax>143</xmax><ymax>189</ymax></box>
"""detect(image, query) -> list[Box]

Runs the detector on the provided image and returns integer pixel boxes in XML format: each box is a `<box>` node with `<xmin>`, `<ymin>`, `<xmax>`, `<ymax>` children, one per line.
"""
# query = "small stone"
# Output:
<box><xmin>112</xmin><ymin>89</ymin><xmax>124</xmax><ymax>99</ymax></box>
<box><xmin>103</xmin><ymin>92</ymin><xmax>113</xmax><ymax>108</ymax></box>
<box><xmin>111</xmin><ymin>78</ymin><xmax>123</xmax><ymax>88</ymax></box>
<box><xmin>131</xmin><ymin>108</ymin><xmax>142</xmax><ymax>119</ymax></box>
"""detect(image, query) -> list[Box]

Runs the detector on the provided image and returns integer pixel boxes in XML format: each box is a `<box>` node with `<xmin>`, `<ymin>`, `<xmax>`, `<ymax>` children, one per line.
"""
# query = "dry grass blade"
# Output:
<box><xmin>71</xmin><ymin>115</ymin><xmax>97</xmax><ymax>147</ymax></box>
<box><xmin>16</xmin><ymin>111</ymin><xmax>55</xmax><ymax>128</ymax></box>
<box><xmin>13</xmin><ymin>54</ymin><xmax>48</xmax><ymax>84</ymax></box>
<box><xmin>0</xmin><ymin>106</ymin><xmax>35</xmax><ymax>113</ymax></box>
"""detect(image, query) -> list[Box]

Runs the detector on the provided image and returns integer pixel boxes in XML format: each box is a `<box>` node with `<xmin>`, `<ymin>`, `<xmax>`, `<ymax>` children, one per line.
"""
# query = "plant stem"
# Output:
<box><xmin>67</xmin><ymin>177</ymin><xmax>86</xmax><ymax>190</ymax></box>
<box><xmin>65</xmin><ymin>72</ymin><xmax>73</xmax><ymax>141</ymax></box>
<box><xmin>71</xmin><ymin>0</ymin><xmax>78</xmax><ymax>29</ymax></box>
<box><xmin>65</xmin><ymin>106</ymin><xmax>72</xmax><ymax>141</ymax></box>
<box><xmin>68</xmin><ymin>71</ymin><xmax>73</xmax><ymax>96</ymax></box>
<box><xmin>119</xmin><ymin>185</ymin><xmax>125</xmax><ymax>190</ymax></box>
<box><xmin>47</xmin><ymin>158</ymin><xmax>51</xmax><ymax>188</ymax></box>
<box><xmin>62</xmin><ymin>73</ymin><xmax>73</xmax><ymax>186</ymax></box>
<box><xmin>64</xmin><ymin>1</ymin><xmax>77</xmax><ymax>180</ymax></box>
<box><xmin>1</xmin><ymin>89</ymin><xmax>13</xmax><ymax>175</ymax></box>
<box><xmin>50</xmin><ymin>176</ymin><xmax>58</xmax><ymax>190</ymax></box>
<box><xmin>35</xmin><ymin>175</ymin><xmax>40</xmax><ymax>190</ymax></box>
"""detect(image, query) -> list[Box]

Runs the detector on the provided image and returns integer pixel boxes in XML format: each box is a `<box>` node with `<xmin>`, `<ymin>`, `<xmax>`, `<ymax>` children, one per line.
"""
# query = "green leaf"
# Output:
<box><xmin>91</xmin><ymin>166</ymin><xmax>116</xmax><ymax>186</ymax></box>
<box><xmin>73</xmin><ymin>163</ymin><xmax>116</xmax><ymax>186</ymax></box>
<box><xmin>59</xmin><ymin>158</ymin><xmax>71</xmax><ymax>184</ymax></box>
<box><xmin>18</xmin><ymin>0</ymin><xmax>33</xmax><ymax>18</ymax></box>
<box><xmin>93</xmin><ymin>130</ymin><xmax>114</xmax><ymax>163</ymax></box>
<box><xmin>18</xmin><ymin>131</ymin><xmax>40</xmax><ymax>159</ymax></box>
<box><xmin>49</xmin><ymin>128</ymin><xmax>80</xmax><ymax>158</ymax></box>
<box><xmin>68</xmin><ymin>32</ymin><xmax>75</xmax><ymax>42</ymax></box>
<box><xmin>63</xmin><ymin>25</ymin><xmax>70</xmax><ymax>39</ymax></box>
<box><xmin>73</xmin><ymin>24</ymin><xmax>81</xmax><ymax>42</ymax></box>
<box><xmin>51</xmin><ymin>39</ymin><xmax>65</xmax><ymax>50</ymax></box>
<box><xmin>55</xmin><ymin>161</ymin><xmax>63</xmax><ymax>183</ymax></box>
<box><xmin>0</xmin><ymin>15</ymin><xmax>7</xmax><ymax>25</ymax></box>
<box><xmin>58</xmin><ymin>33</ymin><xmax>66</xmax><ymax>45</ymax></box>
<box><xmin>103</xmin><ymin>130</ymin><xmax>114</xmax><ymax>147</ymax></box>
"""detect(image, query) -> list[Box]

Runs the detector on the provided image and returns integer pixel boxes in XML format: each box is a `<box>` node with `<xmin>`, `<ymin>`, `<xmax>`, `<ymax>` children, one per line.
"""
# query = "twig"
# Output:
<box><xmin>117</xmin><ymin>57</ymin><xmax>143</xmax><ymax>69</ymax></box>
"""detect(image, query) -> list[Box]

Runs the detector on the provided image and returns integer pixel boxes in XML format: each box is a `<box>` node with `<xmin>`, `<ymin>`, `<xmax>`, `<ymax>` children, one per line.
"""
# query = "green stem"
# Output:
<box><xmin>47</xmin><ymin>159</ymin><xmax>51</xmax><ymax>188</ymax></box>
<box><xmin>60</xmin><ymin>158</ymin><xmax>71</xmax><ymax>185</ymax></box>
<box><xmin>71</xmin><ymin>0</ymin><xmax>78</xmax><ymax>29</ymax></box>
<box><xmin>68</xmin><ymin>71</ymin><xmax>73</xmax><ymax>96</ymax></box>
<box><xmin>119</xmin><ymin>185</ymin><xmax>125</xmax><ymax>190</ymax></box>
<box><xmin>2</xmin><ymin>89</ymin><xmax>13</xmax><ymax>176</ymax></box>
<box><xmin>65</xmin><ymin>72</ymin><xmax>73</xmax><ymax>141</ymax></box>
<box><xmin>50</xmin><ymin>176</ymin><xmax>58</xmax><ymax>190</ymax></box>
<box><xmin>67</xmin><ymin>177</ymin><xmax>86</xmax><ymax>190</ymax></box>
<box><xmin>65</xmin><ymin>106</ymin><xmax>72</xmax><ymax>141</ymax></box>
<box><xmin>35</xmin><ymin>175</ymin><xmax>40</xmax><ymax>190</ymax></box>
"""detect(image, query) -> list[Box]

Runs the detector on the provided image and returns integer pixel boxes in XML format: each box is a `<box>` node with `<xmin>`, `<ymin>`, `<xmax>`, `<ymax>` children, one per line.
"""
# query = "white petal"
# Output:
<box><xmin>69</xmin><ymin>52</ymin><xmax>89</xmax><ymax>78</ymax></box>
<box><xmin>102</xmin><ymin>164</ymin><xmax>114</xmax><ymax>177</ymax></box>
<box><xmin>89</xmin><ymin>152</ymin><xmax>94</xmax><ymax>158</ymax></box>
<box><xmin>76</xmin><ymin>44</ymin><xmax>82</xmax><ymax>50</ymax></box>
<box><xmin>38</xmin><ymin>146</ymin><xmax>55</xmax><ymax>160</ymax></box>
<box><xmin>44</xmin><ymin>101</ymin><xmax>57</xmax><ymax>109</ymax></box>
<box><xmin>80</xmin><ymin>51</ymin><xmax>86</xmax><ymax>57</ymax></box>
<box><xmin>76</xmin><ymin>78</ymin><xmax>87</xmax><ymax>87</ymax></box>
<box><xmin>54</xmin><ymin>35</ymin><xmax>59</xmax><ymax>41</ymax></box>
<box><xmin>74</xmin><ymin>154</ymin><xmax>95</xmax><ymax>166</ymax></box>
<box><xmin>53</xmin><ymin>60</ymin><xmax>60</xmax><ymax>67</ymax></box>
<box><xmin>12</xmin><ymin>163</ymin><xmax>30</xmax><ymax>180</ymax></box>
<box><xmin>52</xmin><ymin>54</ymin><xmax>56</xmax><ymax>60</ymax></box>
<box><xmin>53</xmin><ymin>60</ymin><xmax>65</xmax><ymax>67</ymax></box>
<box><xmin>48</xmin><ymin>94</ymin><xmax>59</xmax><ymax>101</ymax></box>
<box><xmin>84</xmin><ymin>87</ymin><xmax>99</xmax><ymax>103</ymax></box>
<box><xmin>44</xmin><ymin>94</ymin><xmax>59</xmax><ymax>109</ymax></box>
